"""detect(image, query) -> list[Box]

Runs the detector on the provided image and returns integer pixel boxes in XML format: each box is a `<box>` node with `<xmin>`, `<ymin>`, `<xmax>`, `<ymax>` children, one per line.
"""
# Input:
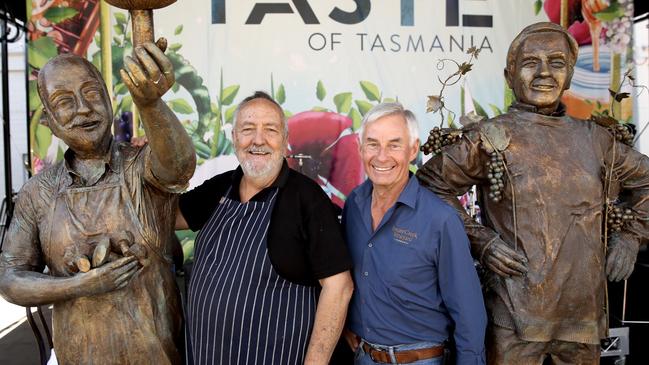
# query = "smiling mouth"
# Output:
<box><xmin>74</xmin><ymin>119</ymin><xmax>101</xmax><ymax>129</ymax></box>
<box><xmin>248</xmin><ymin>151</ymin><xmax>271</xmax><ymax>156</ymax></box>
<box><xmin>372</xmin><ymin>164</ymin><xmax>394</xmax><ymax>172</ymax></box>
<box><xmin>531</xmin><ymin>82</ymin><xmax>557</xmax><ymax>91</ymax></box>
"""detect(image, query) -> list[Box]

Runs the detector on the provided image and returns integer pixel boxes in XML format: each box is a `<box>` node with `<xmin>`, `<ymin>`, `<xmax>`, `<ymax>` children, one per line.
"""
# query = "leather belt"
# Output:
<box><xmin>361</xmin><ymin>342</ymin><xmax>444</xmax><ymax>364</ymax></box>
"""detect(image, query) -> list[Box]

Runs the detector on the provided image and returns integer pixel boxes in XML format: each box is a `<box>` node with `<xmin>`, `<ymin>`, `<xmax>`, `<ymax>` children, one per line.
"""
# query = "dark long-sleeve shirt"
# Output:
<box><xmin>417</xmin><ymin>104</ymin><xmax>649</xmax><ymax>344</ymax></box>
<box><xmin>343</xmin><ymin>175</ymin><xmax>487</xmax><ymax>365</ymax></box>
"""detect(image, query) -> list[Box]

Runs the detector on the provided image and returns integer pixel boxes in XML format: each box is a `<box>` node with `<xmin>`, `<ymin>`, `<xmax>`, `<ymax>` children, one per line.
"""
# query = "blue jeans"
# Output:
<box><xmin>354</xmin><ymin>339</ymin><xmax>444</xmax><ymax>365</ymax></box>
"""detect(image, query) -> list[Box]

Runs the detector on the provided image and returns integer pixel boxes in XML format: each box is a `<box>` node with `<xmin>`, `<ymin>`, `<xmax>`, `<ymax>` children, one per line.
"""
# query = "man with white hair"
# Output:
<box><xmin>175</xmin><ymin>91</ymin><xmax>354</xmax><ymax>364</ymax></box>
<box><xmin>342</xmin><ymin>102</ymin><xmax>487</xmax><ymax>365</ymax></box>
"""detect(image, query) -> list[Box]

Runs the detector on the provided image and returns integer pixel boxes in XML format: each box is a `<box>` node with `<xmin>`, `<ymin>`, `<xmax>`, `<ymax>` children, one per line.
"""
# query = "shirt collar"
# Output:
<box><xmin>62</xmin><ymin>138</ymin><xmax>119</xmax><ymax>185</ymax></box>
<box><xmin>355</xmin><ymin>173</ymin><xmax>419</xmax><ymax>210</ymax></box>
<box><xmin>229</xmin><ymin>158</ymin><xmax>290</xmax><ymax>201</ymax></box>
<box><xmin>509</xmin><ymin>101</ymin><xmax>566</xmax><ymax>117</ymax></box>
<box><xmin>395</xmin><ymin>174</ymin><xmax>419</xmax><ymax>209</ymax></box>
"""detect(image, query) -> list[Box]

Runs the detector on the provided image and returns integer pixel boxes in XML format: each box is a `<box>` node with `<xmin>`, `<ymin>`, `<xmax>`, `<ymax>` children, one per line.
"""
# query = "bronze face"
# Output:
<box><xmin>507</xmin><ymin>32</ymin><xmax>572</xmax><ymax>112</ymax></box>
<box><xmin>39</xmin><ymin>57</ymin><xmax>113</xmax><ymax>155</ymax></box>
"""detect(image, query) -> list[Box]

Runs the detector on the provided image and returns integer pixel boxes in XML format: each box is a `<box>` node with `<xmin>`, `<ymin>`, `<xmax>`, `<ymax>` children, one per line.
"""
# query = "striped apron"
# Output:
<box><xmin>187</xmin><ymin>187</ymin><xmax>318</xmax><ymax>365</ymax></box>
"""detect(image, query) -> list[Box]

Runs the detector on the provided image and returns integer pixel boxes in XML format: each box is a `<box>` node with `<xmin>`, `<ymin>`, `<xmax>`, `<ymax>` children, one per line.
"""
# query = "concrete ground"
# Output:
<box><xmin>0</xmin><ymin>300</ymin><xmax>51</xmax><ymax>365</ymax></box>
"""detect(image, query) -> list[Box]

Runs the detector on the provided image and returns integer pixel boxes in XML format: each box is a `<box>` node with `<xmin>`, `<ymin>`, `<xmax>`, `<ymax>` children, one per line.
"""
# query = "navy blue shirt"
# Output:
<box><xmin>343</xmin><ymin>175</ymin><xmax>487</xmax><ymax>365</ymax></box>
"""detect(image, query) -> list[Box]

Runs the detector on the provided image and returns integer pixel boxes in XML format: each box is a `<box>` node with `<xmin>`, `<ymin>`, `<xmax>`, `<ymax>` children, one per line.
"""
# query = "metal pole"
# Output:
<box><xmin>24</xmin><ymin>17</ymin><xmax>31</xmax><ymax>178</ymax></box>
<box><xmin>1</xmin><ymin>14</ymin><xmax>14</xmax><ymax>221</ymax></box>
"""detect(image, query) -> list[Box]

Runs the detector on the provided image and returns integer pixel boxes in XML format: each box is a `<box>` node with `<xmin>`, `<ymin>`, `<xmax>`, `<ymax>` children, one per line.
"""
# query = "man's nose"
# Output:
<box><xmin>376</xmin><ymin>145</ymin><xmax>389</xmax><ymax>160</ymax></box>
<box><xmin>76</xmin><ymin>95</ymin><xmax>92</xmax><ymax>116</ymax></box>
<box><xmin>537</xmin><ymin>58</ymin><xmax>551</xmax><ymax>77</ymax></box>
<box><xmin>252</xmin><ymin>128</ymin><xmax>265</xmax><ymax>145</ymax></box>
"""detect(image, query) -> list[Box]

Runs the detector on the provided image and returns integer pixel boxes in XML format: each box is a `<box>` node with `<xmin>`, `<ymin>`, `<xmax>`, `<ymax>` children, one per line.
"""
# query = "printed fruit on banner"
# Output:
<box><xmin>543</xmin><ymin>0</ymin><xmax>593</xmax><ymax>45</ymax></box>
<box><xmin>287</xmin><ymin>111</ymin><xmax>364</xmax><ymax>208</ymax></box>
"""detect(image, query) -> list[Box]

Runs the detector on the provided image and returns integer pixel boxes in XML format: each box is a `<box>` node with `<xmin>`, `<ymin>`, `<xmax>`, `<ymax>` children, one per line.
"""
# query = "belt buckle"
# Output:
<box><xmin>368</xmin><ymin>347</ymin><xmax>380</xmax><ymax>363</ymax></box>
<box><xmin>367</xmin><ymin>345</ymin><xmax>387</xmax><ymax>363</ymax></box>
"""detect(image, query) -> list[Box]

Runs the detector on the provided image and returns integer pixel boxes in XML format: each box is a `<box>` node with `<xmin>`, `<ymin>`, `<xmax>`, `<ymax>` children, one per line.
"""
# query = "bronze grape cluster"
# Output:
<box><xmin>487</xmin><ymin>152</ymin><xmax>505</xmax><ymax>203</ymax></box>
<box><xmin>607</xmin><ymin>205</ymin><xmax>635</xmax><ymax>232</ymax></box>
<box><xmin>611</xmin><ymin>123</ymin><xmax>635</xmax><ymax>146</ymax></box>
<box><xmin>421</xmin><ymin>127</ymin><xmax>461</xmax><ymax>155</ymax></box>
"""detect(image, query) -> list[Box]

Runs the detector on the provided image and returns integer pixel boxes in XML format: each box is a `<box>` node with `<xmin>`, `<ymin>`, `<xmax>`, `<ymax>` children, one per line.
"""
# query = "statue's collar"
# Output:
<box><xmin>62</xmin><ymin>139</ymin><xmax>119</xmax><ymax>185</ymax></box>
<box><xmin>509</xmin><ymin>101</ymin><xmax>566</xmax><ymax>117</ymax></box>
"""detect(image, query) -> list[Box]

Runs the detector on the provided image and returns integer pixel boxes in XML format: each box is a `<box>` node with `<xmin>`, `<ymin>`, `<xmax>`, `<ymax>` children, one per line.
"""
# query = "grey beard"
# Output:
<box><xmin>238</xmin><ymin>153</ymin><xmax>283</xmax><ymax>179</ymax></box>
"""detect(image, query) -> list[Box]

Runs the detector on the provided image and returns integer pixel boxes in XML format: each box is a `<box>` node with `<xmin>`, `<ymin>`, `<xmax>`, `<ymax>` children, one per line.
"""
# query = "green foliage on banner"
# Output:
<box><xmin>504</xmin><ymin>83</ymin><xmax>515</xmax><ymax>112</ymax></box>
<box><xmin>348</xmin><ymin>108</ymin><xmax>362</xmax><ymax>130</ymax></box>
<box><xmin>221</xmin><ymin>85</ymin><xmax>240</xmax><ymax>106</ymax></box>
<box><xmin>28</xmin><ymin>37</ymin><xmax>58</xmax><ymax>69</ymax></box>
<box><xmin>355</xmin><ymin>100</ymin><xmax>373</xmax><ymax>116</ymax></box>
<box><xmin>473</xmin><ymin>98</ymin><xmax>489</xmax><ymax>118</ymax></box>
<box><xmin>28</xmin><ymin>80</ymin><xmax>40</xmax><ymax>111</ymax></box>
<box><xmin>360</xmin><ymin>81</ymin><xmax>381</xmax><ymax>102</ymax></box>
<box><xmin>169</xmin><ymin>43</ymin><xmax>182</xmax><ymax>52</ymax></box>
<box><xmin>44</xmin><ymin>7</ymin><xmax>79</xmax><ymax>24</ymax></box>
<box><xmin>489</xmin><ymin>104</ymin><xmax>503</xmax><ymax>117</ymax></box>
<box><xmin>35</xmin><ymin>122</ymin><xmax>52</xmax><ymax>159</ymax></box>
<box><xmin>309</xmin><ymin>79</ymin><xmax>397</xmax><ymax>132</ymax></box>
<box><xmin>447</xmin><ymin>113</ymin><xmax>457</xmax><ymax>129</ymax></box>
<box><xmin>594</xmin><ymin>2</ymin><xmax>625</xmax><ymax>22</ymax></box>
<box><xmin>334</xmin><ymin>92</ymin><xmax>352</xmax><ymax>113</ymax></box>
<box><xmin>316</xmin><ymin>80</ymin><xmax>326</xmax><ymax>101</ymax></box>
<box><xmin>169</xmin><ymin>99</ymin><xmax>195</xmax><ymax>114</ymax></box>
<box><xmin>533</xmin><ymin>0</ymin><xmax>543</xmax><ymax>15</ymax></box>
<box><xmin>276</xmin><ymin>84</ymin><xmax>286</xmax><ymax>105</ymax></box>
<box><xmin>114</xmin><ymin>12</ymin><xmax>128</xmax><ymax>25</ymax></box>
<box><xmin>176</xmin><ymin>230</ymin><xmax>196</xmax><ymax>263</ymax></box>
<box><xmin>225</xmin><ymin>104</ymin><xmax>238</xmax><ymax>124</ymax></box>
<box><xmin>119</xmin><ymin>95</ymin><xmax>133</xmax><ymax>112</ymax></box>
<box><xmin>175</xmin><ymin>25</ymin><xmax>184</xmax><ymax>35</ymax></box>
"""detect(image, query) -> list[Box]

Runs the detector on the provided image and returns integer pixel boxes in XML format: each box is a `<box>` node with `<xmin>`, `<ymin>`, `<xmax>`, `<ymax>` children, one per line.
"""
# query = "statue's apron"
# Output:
<box><xmin>44</xmin><ymin>155</ymin><xmax>182</xmax><ymax>365</ymax></box>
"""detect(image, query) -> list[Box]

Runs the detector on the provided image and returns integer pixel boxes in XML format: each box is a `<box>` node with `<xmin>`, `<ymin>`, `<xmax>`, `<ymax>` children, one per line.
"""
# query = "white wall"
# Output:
<box><xmin>634</xmin><ymin>18</ymin><xmax>649</xmax><ymax>156</ymax></box>
<box><xmin>0</xmin><ymin>31</ymin><xmax>30</xmax><ymax>205</ymax></box>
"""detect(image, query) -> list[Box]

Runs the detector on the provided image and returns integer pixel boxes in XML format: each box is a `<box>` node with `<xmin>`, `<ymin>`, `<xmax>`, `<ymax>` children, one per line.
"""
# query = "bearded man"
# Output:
<box><xmin>176</xmin><ymin>91</ymin><xmax>354</xmax><ymax>365</ymax></box>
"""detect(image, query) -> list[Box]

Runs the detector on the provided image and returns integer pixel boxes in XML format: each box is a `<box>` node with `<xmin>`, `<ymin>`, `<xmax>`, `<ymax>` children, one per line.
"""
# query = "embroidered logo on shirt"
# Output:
<box><xmin>392</xmin><ymin>226</ymin><xmax>417</xmax><ymax>244</ymax></box>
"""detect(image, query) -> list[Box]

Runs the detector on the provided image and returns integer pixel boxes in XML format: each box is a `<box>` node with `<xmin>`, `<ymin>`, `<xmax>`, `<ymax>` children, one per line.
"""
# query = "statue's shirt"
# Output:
<box><xmin>0</xmin><ymin>141</ymin><xmax>183</xmax><ymax>364</ymax></box>
<box><xmin>417</xmin><ymin>106</ymin><xmax>649</xmax><ymax>344</ymax></box>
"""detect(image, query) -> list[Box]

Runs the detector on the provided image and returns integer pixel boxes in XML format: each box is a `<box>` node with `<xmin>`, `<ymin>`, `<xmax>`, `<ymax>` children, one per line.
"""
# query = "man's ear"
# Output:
<box><xmin>409</xmin><ymin>139</ymin><xmax>420</xmax><ymax>162</ymax></box>
<box><xmin>504</xmin><ymin>68</ymin><xmax>513</xmax><ymax>90</ymax></box>
<box><xmin>563</xmin><ymin>68</ymin><xmax>573</xmax><ymax>91</ymax></box>
<box><xmin>39</xmin><ymin>108</ymin><xmax>50</xmax><ymax>128</ymax></box>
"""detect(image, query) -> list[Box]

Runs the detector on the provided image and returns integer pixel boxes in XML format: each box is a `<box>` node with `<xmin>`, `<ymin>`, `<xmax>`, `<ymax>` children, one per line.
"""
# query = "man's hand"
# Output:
<box><xmin>482</xmin><ymin>237</ymin><xmax>528</xmax><ymax>278</ymax></box>
<box><xmin>120</xmin><ymin>41</ymin><xmax>174</xmax><ymax>108</ymax></box>
<box><xmin>130</xmin><ymin>136</ymin><xmax>149</xmax><ymax>148</ymax></box>
<box><xmin>342</xmin><ymin>328</ymin><xmax>360</xmax><ymax>352</ymax></box>
<box><xmin>77</xmin><ymin>256</ymin><xmax>140</xmax><ymax>297</ymax></box>
<box><xmin>606</xmin><ymin>234</ymin><xmax>640</xmax><ymax>282</ymax></box>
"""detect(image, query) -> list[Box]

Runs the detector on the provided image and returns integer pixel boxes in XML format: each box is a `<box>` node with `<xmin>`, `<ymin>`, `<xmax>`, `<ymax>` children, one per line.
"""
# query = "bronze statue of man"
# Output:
<box><xmin>0</xmin><ymin>43</ymin><xmax>195</xmax><ymax>364</ymax></box>
<box><xmin>417</xmin><ymin>22</ymin><xmax>649</xmax><ymax>364</ymax></box>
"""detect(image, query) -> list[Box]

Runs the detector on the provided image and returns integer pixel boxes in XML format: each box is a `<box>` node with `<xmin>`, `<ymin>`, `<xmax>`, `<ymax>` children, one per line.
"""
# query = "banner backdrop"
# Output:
<box><xmin>25</xmin><ymin>0</ymin><xmax>635</xmax><ymax>256</ymax></box>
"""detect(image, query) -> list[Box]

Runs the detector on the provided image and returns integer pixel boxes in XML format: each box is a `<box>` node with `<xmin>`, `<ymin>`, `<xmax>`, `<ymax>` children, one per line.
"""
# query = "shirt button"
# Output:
<box><xmin>368</xmin><ymin>242</ymin><xmax>373</xmax><ymax>248</ymax></box>
<box><xmin>363</xmin><ymin>271</ymin><xmax>369</xmax><ymax>277</ymax></box>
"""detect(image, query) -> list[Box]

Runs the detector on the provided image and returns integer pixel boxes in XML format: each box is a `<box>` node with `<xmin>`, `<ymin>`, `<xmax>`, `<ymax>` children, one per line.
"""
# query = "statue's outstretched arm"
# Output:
<box><xmin>121</xmin><ymin>42</ymin><xmax>196</xmax><ymax>190</ymax></box>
